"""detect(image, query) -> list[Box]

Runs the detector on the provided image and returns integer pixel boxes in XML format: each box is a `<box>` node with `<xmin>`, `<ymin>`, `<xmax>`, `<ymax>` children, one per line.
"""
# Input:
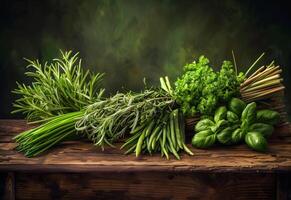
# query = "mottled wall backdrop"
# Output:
<box><xmin>0</xmin><ymin>0</ymin><xmax>290</xmax><ymax>118</ymax></box>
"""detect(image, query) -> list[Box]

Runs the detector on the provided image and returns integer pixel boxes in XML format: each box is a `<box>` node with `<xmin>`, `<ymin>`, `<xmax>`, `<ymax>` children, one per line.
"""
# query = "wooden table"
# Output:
<box><xmin>1</xmin><ymin>120</ymin><xmax>291</xmax><ymax>200</ymax></box>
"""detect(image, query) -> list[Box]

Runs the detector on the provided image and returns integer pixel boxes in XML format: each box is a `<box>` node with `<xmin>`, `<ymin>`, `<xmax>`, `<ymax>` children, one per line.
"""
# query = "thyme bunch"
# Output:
<box><xmin>75</xmin><ymin>89</ymin><xmax>175</xmax><ymax>148</ymax></box>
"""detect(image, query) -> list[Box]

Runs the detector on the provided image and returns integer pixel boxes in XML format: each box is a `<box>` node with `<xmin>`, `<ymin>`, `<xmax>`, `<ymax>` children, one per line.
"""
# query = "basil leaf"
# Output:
<box><xmin>195</xmin><ymin>119</ymin><xmax>215</xmax><ymax>132</ymax></box>
<box><xmin>231</xmin><ymin>128</ymin><xmax>245</xmax><ymax>144</ymax></box>
<box><xmin>229</xmin><ymin>98</ymin><xmax>246</xmax><ymax>116</ymax></box>
<box><xmin>192</xmin><ymin>130</ymin><xmax>216</xmax><ymax>148</ymax></box>
<box><xmin>256</xmin><ymin>110</ymin><xmax>279</xmax><ymax>125</ymax></box>
<box><xmin>227</xmin><ymin>111</ymin><xmax>239</xmax><ymax>124</ymax></box>
<box><xmin>214</xmin><ymin>106</ymin><xmax>227</xmax><ymax>123</ymax></box>
<box><xmin>249</xmin><ymin>123</ymin><xmax>274</xmax><ymax>138</ymax></box>
<box><xmin>241</xmin><ymin>102</ymin><xmax>256</xmax><ymax>126</ymax></box>
<box><xmin>245</xmin><ymin>131</ymin><xmax>267</xmax><ymax>152</ymax></box>
<box><xmin>211</xmin><ymin>119</ymin><xmax>228</xmax><ymax>133</ymax></box>
<box><xmin>217</xmin><ymin>127</ymin><xmax>233</xmax><ymax>145</ymax></box>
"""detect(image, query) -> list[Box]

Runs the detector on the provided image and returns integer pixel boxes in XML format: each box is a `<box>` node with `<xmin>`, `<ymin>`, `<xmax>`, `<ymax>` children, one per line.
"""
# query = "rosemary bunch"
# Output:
<box><xmin>75</xmin><ymin>89</ymin><xmax>175</xmax><ymax>148</ymax></box>
<box><xmin>12</xmin><ymin>50</ymin><xmax>104</xmax><ymax>123</ymax></box>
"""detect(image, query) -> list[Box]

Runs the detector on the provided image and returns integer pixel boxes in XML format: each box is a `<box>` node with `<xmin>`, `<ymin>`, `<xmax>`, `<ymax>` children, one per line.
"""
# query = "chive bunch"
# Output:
<box><xmin>14</xmin><ymin>111</ymin><xmax>84</xmax><ymax>157</ymax></box>
<box><xmin>122</xmin><ymin>109</ymin><xmax>193</xmax><ymax>159</ymax></box>
<box><xmin>240</xmin><ymin>63</ymin><xmax>284</xmax><ymax>102</ymax></box>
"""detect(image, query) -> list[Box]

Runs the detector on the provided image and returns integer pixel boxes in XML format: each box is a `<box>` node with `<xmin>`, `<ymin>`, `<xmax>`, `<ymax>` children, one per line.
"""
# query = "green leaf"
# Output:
<box><xmin>249</xmin><ymin>123</ymin><xmax>274</xmax><ymax>138</ymax></box>
<box><xmin>211</xmin><ymin>119</ymin><xmax>228</xmax><ymax>133</ymax></box>
<box><xmin>227</xmin><ymin>111</ymin><xmax>239</xmax><ymax>124</ymax></box>
<box><xmin>256</xmin><ymin>110</ymin><xmax>279</xmax><ymax>125</ymax></box>
<box><xmin>241</xmin><ymin>102</ymin><xmax>257</xmax><ymax>128</ymax></box>
<box><xmin>231</xmin><ymin>128</ymin><xmax>245</xmax><ymax>144</ymax></box>
<box><xmin>228</xmin><ymin>98</ymin><xmax>246</xmax><ymax>116</ymax></box>
<box><xmin>195</xmin><ymin>119</ymin><xmax>215</xmax><ymax>132</ymax></box>
<box><xmin>192</xmin><ymin>130</ymin><xmax>216</xmax><ymax>148</ymax></box>
<box><xmin>217</xmin><ymin>127</ymin><xmax>233</xmax><ymax>145</ymax></box>
<box><xmin>245</xmin><ymin>132</ymin><xmax>267</xmax><ymax>152</ymax></box>
<box><xmin>214</xmin><ymin>106</ymin><xmax>227</xmax><ymax>123</ymax></box>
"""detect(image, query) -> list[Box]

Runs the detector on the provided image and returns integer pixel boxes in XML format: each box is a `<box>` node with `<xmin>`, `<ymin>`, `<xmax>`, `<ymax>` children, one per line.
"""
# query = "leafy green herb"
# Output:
<box><xmin>192</xmin><ymin>130</ymin><xmax>216</xmax><ymax>148</ymax></box>
<box><xmin>195</xmin><ymin>119</ymin><xmax>215</xmax><ymax>132</ymax></box>
<box><xmin>174</xmin><ymin>56</ymin><xmax>217</xmax><ymax>116</ymax></box>
<box><xmin>245</xmin><ymin>132</ymin><xmax>267</xmax><ymax>152</ymax></box>
<box><xmin>174</xmin><ymin>56</ymin><xmax>242</xmax><ymax>117</ymax></box>
<box><xmin>249</xmin><ymin>123</ymin><xmax>274</xmax><ymax>138</ymax></box>
<box><xmin>228</xmin><ymin>98</ymin><xmax>246</xmax><ymax>116</ymax></box>
<box><xmin>216</xmin><ymin>61</ymin><xmax>241</xmax><ymax>102</ymax></box>
<box><xmin>217</xmin><ymin>127</ymin><xmax>234</xmax><ymax>145</ymax></box>
<box><xmin>75</xmin><ymin>89</ymin><xmax>175</xmax><ymax>148</ymax></box>
<box><xmin>214</xmin><ymin>106</ymin><xmax>227</xmax><ymax>123</ymax></box>
<box><xmin>192</xmin><ymin>98</ymin><xmax>279</xmax><ymax>152</ymax></box>
<box><xmin>241</xmin><ymin>102</ymin><xmax>257</xmax><ymax>131</ymax></box>
<box><xmin>12</xmin><ymin>50</ymin><xmax>104</xmax><ymax>123</ymax></box>
<box><xmin>13</xmin><ymin>51</ymin><xmax>105</xmax><ymax>157</ymax></box>
<box><xmin>192</xmin><ymin>106</ymin><xmax>228</xmax><ymax>148</ymax></box>
<box><xmin>231</xmin><ymin>128</ymin><xmax>245</xmax><ymax>144</ymax></box>
<box><xmin>256</xmin><ymin>110</ymin><xmax>280</xmax><ymax>125</ymax></box>
<box><xmin>226</xmin><ymin>111</ymin><xmax>239</xmax><ymax>124</ymax></box>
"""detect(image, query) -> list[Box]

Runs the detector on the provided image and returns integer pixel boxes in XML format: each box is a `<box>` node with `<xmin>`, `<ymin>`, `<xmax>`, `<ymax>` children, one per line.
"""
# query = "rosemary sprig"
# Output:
<box><xmin>12</xmin><ymin>50</ymin><xmax>104</xmax><ymax>123</ymax></box>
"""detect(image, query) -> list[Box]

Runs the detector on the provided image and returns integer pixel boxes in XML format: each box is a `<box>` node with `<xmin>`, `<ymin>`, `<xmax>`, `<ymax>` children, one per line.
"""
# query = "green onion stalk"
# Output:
<box><xmin>14</xmin><ymin>111</ymin><xmax>84</xmax><ymax>157</ymax></box>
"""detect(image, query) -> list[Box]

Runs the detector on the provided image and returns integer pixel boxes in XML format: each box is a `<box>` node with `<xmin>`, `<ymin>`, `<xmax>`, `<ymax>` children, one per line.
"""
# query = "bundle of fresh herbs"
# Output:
<box><xmin>14</xmin><ymin>111</ymin><xmax>84</xmax><ymax>157</ymax></box>
<box><xmin>12</xmin><ymin>50</ymin><xmax>285</xmax><ymax>158</ymax></box>
<box><xmin>13</xmin><ymin>51</ymin><xmax>104</xmax><ymax>157</ymax></box>
<box><xmin>174</xmin><ymin>56</ymin><xmax>243</xmax><ymax>117</ymax></box>
<box><xmin>12</xmin><ymin>50</ymin><xmax>104</xmax><ymax>123</ymax></box>
<box><xmin>75</xmin><ymin>88</ymin><xmax>175</xmax><ymax>148</ymax></box>
<box><xmin>240</xmin><ymin>61</ymin><xmax>284</xmax><ymax>102</ymax></box>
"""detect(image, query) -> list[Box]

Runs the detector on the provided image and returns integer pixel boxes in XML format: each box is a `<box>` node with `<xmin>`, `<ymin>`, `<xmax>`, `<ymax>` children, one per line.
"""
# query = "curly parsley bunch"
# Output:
<box><xmin>174</xmin><ymin>56</ymin><xmax>243</xmax><ymax>117</ymax></box>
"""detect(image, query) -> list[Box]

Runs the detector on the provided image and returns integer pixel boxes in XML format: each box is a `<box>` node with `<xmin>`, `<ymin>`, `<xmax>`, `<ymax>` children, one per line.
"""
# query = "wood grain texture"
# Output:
<box><xmin>0</xmin><ymin>120</ymin><xmax>291</xmax><ymax>173</ymax></box>
<box><xmin>14</xmin><ymin>172</ymin><xmax>276</xmax><ymax>200</ymax></box>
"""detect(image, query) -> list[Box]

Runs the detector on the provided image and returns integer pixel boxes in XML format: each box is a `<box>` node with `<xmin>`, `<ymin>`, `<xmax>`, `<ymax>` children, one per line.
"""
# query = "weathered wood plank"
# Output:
<box><xmin>0</xmin><ymin>120</ymin><xmax>291</xmax><ymax>173</ymax></box>
<box><xmin>277</xmin><ymin>173</ymin><xmax>291</xmax><ymax>200</ymax></box>
<box><xmin>0</xmin><ymin>173</ymin><xmax>15</xmax><ymax>200</ymax></box>
<box><xmin>14</xmin><ymin>172</ymin><xmax>276</xmax><ymax>200</ymax></box>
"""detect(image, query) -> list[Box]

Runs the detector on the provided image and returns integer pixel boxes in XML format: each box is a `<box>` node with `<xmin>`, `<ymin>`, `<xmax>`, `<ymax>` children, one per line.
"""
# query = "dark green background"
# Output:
<box><xmin>0</xmin><ymin>0</ymin><xmax>290</xmax><ymax>119</ymax></box>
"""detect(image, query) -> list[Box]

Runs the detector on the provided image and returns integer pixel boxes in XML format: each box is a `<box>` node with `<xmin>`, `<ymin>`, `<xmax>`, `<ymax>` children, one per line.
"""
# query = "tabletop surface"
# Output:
<box><xmin>1</xmin><ymin>120</ymin><xmax>291</xmax><ymax>173</ymax></box>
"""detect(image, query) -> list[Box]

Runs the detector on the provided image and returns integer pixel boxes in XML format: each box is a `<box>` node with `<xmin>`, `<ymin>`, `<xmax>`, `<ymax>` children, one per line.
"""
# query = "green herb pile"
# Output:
<box><xmin>76</xmin><ymin>89</ymin><xmax>175</xmax><ymax>148</ymax></box>
<box><xmin>192</xmin><ymin>98</ymin><xmax>279</xmax><ymax>152</ymax></box>
<box><xmin>12</xmin><ymin>50</ymin><xmax>284</xmax><ymax>159</ymax></box>
<box><xmin>174</xmin><ymin>56</ymin><xmax>243</xmax><ymax>116</ymax></box>
<box><xmin>13</xmin><ymin>51</ymin><xmax>104</xmax><ymax>157</ymax></box>
<box><xmin>12</xmin><ymin>51</ymin><xmax>104</xmax><ymax>123</ymax></box>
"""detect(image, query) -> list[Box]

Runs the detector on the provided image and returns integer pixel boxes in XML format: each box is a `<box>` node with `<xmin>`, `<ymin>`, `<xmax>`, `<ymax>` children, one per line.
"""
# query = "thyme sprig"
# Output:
<box><xmin>75</xmin><ymin>89</ymin><xmax>175</xmax><ymax>149</ymax></box>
